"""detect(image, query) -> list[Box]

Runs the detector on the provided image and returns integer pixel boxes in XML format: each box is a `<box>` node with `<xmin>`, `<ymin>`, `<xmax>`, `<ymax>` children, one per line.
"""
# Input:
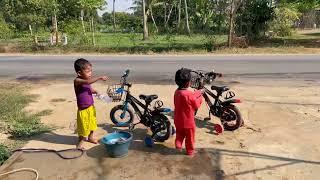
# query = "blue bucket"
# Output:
<box><xmin>101</xmin><ymin>131</ymin><xmax>133</xmax><ymax>158</ymax></box>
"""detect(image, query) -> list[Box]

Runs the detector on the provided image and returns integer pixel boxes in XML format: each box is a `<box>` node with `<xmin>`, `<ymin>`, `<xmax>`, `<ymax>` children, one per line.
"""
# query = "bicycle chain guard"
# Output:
<box><xmin>225</xmin><ymin>91</ymin><xmax>235</xmax><ymax>99</ymax></box>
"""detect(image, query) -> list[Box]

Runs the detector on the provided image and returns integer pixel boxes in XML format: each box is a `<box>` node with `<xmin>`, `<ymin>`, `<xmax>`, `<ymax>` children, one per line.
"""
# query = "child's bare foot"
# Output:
<box><xmin>88</xmin><ymin>137</ymin><xmax>98</xmax><ymax>144</ymax></box>
<box><xmin>88</xmin><ymin>131</ymin><xmax>98</xmax><ymax>144</ymax></box>
<box><xmin>77</xmin><ymin>140</ymin><xmax>86</xmax><ymax>150</ymax></box>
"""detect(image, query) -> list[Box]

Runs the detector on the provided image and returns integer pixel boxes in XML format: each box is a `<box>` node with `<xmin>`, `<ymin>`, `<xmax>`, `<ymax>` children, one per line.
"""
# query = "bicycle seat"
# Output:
<box><xmin>139</xmin><ymin>94</ymin><xmax>158</xmax><ymax>102</ymax></box>
<box><xmin>211</xmin><ymin>86</ymin><xmax>229</xmax><ymax>92</ymax></box>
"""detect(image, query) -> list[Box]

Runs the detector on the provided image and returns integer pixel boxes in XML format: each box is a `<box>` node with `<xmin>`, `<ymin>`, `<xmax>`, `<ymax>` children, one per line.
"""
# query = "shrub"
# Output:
<box><xmin>0</xmin><ymin>18</ymin><xmax>14</xmax><ymax>39</ymax></box>
<box><xmin>269</xmin><ymin>7</ymin><xmax>300</xmax><ymax>37</ymax></box>
<box><xmin>0</xmin><ymin>144</ymin><xmax>10</xmax><ymax>165</ymax></box>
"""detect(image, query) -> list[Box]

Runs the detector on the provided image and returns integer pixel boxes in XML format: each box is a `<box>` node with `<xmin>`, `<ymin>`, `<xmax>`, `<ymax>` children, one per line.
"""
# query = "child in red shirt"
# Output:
<box><xmin>174</xmin><ymin>68</ymin><xmax>203</xmax><ymax>157</ymax></box>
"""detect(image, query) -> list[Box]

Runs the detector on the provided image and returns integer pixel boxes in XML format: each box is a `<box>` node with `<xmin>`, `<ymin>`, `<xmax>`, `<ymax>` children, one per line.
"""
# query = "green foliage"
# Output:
<box><xmin>61</xmin><ymin>20</ymin><xmax>84</xmax><ymax>35</ymax></box>
<box><xmin>0</xmin><ymin>0</ymin><xmax>50</xmax><ymax>31</ymax></box>
<box><xmin>281</xmin><ymin>0</ymin><xmax>320</xmax><ymax>12</ymax></box>
<box><xmin>102</xmin><ymin>12</ymin><xmax>141</xmax><ymax>32</ymax></box>
<box><xmin>0</xmin><ymin>17</ymin><xmax>14</xmax><ymax>39</ymax></box>
<box><xmin>8</xmin><ymin>116</ymin><xmax>50</xmax><ymax>138</ymax></box>
<box><xmin>269</xmin><ymin>7</ymin><xmax>300</xmax><ymax>37</ymax></box>
<box><xmin>0</xmin><ymin>144</ymin><xmax>10</xmax><ymax>165</ymax></box>
<box><xmin>0</xmin><ymin>84</ymin><xmax>50</xmax><ymax>138</ymax></box>
<box><xmin>203</xmin><ymin>35</ymin><xmax>217</xmax><ymax>52</ymax></box>
<box><xmin>236</xmin><ymin>0</ymin><xmax>274</xmax><ymax>40</ymax></box>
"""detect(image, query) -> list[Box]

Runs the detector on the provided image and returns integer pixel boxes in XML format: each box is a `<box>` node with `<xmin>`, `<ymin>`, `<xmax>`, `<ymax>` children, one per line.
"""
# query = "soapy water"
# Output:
<box><xmin>106</xmin><ymin>137</ymin><xmax>128</xmax><ymax>144</ymax></box>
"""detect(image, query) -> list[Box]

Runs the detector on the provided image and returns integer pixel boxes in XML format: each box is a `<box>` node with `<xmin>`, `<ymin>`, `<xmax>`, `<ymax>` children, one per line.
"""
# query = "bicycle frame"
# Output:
<box><xmin>202</xmin><ymin>87</ymin><xmax>223</xmax><ymax>117</ymax></box>
<box><xmin>119</xmin><ymin>86</ymin><xmax>152</xmax><ymax>122</ymax></box>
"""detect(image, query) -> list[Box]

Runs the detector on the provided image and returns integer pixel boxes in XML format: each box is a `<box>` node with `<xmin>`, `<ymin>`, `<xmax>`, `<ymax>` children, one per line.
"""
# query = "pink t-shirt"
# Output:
<box><xmin>174</xmin><ymin>89</ymin><xmax>203</xmax><ymax>129</ymax></box>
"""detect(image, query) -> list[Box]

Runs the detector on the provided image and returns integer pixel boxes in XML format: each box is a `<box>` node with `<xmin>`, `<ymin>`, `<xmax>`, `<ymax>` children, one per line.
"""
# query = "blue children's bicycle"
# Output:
<box><xmin>108</xmin><ymin>70</ymin><xmax>173</xmax><ymax>142</ymax></box>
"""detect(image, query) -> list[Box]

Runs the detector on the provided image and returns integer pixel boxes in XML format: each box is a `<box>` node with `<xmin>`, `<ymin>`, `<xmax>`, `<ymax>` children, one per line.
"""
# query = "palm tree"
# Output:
<box><xmin>143</xmin><ymin>0</ymin><xmax>149</xmax><ymax>40</ymax></box>
<box><xmin>113</xmin><ymin>0</ymin><xmax>116</xmax><ymax>32</ymax></box>
<box><xmin>184</xmin><ymin>0</ymin><xmax>190</xmax><ymax>35</ymax></box>
<box><xmin>177</xmin><ymin>0</ymin><xmax>182</xmax><ymax>30</ymax></box>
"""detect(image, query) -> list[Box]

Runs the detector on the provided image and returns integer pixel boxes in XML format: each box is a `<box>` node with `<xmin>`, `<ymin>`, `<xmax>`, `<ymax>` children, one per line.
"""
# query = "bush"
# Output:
<box><xmin>203</xmin><ymin>35</ymin><xmax>217</xmax><ymax>52</ymax></box>
<box><xmin>8</xmin><ymin>117</ymin><xmax>49</xmax><ymax>138</ymax></box>
<box><xmin>61</xmin><ymin>20</ymin><xmax>85</xmax><ymax>35</ymax></box>
<box><xmin>236</xmin><ymin>0</ymin><xmax>274</xmax><ymax>40</ymax></box>
<box><xmin>0</xmin><ymin>144</ymin><xmax>10</xmax><ymax>165</ymax></box>
<box><xmin>269</xmin><ymin>7</ymin><xmax>300</xmax><ymax>37</ymax></box>
<box><xmin>0</xmin><ymin>18</ymin><xmax>14</xmax><ymax>39</ymax></box>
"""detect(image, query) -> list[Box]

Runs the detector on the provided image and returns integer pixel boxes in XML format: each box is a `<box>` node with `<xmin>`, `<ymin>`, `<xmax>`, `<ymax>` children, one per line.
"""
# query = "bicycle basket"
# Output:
<box><xmin>107</xmin><ymin>84</ymin><xmax>123</xmax><ymax>102</ymax></box>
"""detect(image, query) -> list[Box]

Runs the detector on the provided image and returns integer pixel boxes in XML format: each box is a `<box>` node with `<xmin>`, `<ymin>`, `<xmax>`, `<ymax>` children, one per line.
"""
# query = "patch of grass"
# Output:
<box><xmin>0</xmin><ymin>83</ymin><xmax>52</xmax><ymax>164</ymax></box>
<box><xmin>1</xmin><ymin>31</ymin><xmax>320</xmax><ymax>54</ymax></box>
<box><xmin>0</xmin><ymin>144</ymin><xmax>10</xmax><ymax>165</ymax></box>
<box><xmin>250</xmin><ymin>32</ymin><xmax>320</xmax><ymax>49</ymax></box>
<box><xmin>0</xmin><ymin>33</ymin><xmax>228</xmax><ymax>53</ymax></box>
<box><xmin>0</xmin><ymin>83</ymin><xmax>51</xmax><ymax>138</ymax></box>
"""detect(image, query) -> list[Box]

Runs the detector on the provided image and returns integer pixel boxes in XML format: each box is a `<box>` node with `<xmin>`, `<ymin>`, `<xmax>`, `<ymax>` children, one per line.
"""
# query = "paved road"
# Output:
<box><xmin>0</xmin><ymin>55</ymin><xmax>319</xmax><ymax>82</ymax></box>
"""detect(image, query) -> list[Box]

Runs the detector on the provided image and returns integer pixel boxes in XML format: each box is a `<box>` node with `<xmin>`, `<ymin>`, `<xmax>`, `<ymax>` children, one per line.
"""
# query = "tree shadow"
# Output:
<box><xmin>208</xmin><ymin>148</ymin><xmax>320</xmax><ymax>177</ymax></box>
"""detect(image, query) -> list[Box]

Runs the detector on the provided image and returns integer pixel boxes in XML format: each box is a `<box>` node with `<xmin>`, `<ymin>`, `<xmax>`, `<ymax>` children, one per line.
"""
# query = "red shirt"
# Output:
<box><xmin>174</xmin><ymin>89</ymin><xmax>203</xmax><ymax>129</ymax></box>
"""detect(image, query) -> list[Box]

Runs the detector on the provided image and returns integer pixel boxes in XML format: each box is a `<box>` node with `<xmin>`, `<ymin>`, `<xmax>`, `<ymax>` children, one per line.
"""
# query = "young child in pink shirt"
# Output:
<box><xmin>174</xmin><ymin>68</ymin><xmax>203</xmax><ymax>157</ymax></box>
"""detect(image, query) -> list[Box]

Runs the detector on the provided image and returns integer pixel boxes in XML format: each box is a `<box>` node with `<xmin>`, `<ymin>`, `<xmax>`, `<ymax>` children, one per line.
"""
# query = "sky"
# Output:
<box><xmin>105</xmin><ymin>0</ymin><xmax>134</xmax><ymax>12</ymax></box>
<box><xmin>98</xmin><ymin>0</ymin><xmax>134</xmax><ymax>16</ymax></box>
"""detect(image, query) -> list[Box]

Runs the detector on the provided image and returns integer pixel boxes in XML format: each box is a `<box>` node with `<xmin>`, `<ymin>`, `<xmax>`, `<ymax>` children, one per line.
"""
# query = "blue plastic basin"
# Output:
<box><xmin>101</xmin><ymin>131</ymin><xmax>133</xmax><ymax>158</ymax></box>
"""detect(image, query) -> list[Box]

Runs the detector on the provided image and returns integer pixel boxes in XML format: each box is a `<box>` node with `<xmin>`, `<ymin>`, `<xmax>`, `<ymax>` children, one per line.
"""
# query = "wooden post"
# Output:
<box><xmin>34</xmin><ymin>36</ymin><xmax>38</xmax><ymax>45</ymax></box>
<box><xmin>81</xmin><ymin>10</ymin><xmax>86</xmax><ymax>35</ymax></box>
<box><xmin>29</xmin><ymin>25</ymin><xmax>33</xmax><ymax>36</ymax></box>
<box><xmin>91</xmin><ymin>17</ymin><xmax>96</xmax><ymax>46</ymax></box>
<box><xmin>53</xmin><ymin>10</ymin><xmax>59</xmax><ymax>46</ymax></box>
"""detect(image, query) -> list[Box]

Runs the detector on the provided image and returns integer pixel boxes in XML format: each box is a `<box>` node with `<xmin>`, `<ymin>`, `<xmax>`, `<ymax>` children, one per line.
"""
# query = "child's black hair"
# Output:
<box><xmin>175</xmin><ymin>68</ymin><xmax>192</xmax><ymax>89</ymax></box>
<box><xmin>74</xmin><ymin>58</ymin><xmax>91</xmax><ymax>72</ymax></box>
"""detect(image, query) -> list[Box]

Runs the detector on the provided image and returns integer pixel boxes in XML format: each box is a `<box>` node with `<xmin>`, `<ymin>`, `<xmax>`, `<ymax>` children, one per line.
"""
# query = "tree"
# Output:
<box><xmin>79</xmin><ymin>0</ymin><xmax>106</xmax><ymax>46</ymax></box>
<box><xmin>189</xmin><ymin>0</ymin><xmax>215</xmax><ymax>32</ymax></box>
<box><xmin>184</xmin><ymin>0</ymin><xmax>191</xmax><ymax>35</ymax></box>
<box><xmin>177</xmin><ymin>0</ymin><xmax>182</xmax><ymax>30</ymax></box>
<box><xmin>227</xmin><ymin>0</ymin><xmax>248</xmax><ymax>47</ymax></box>
<box><xmin>236</xmin><ymin>0</ymin><xmax>274</xmax><ymax>40</ymax></box>
<box><xmin>143</xmin><ymin>0</ymin><xmax>149</xmax><ymax>40</ymax></box>
<box><xmin>281</xmin><ymin>0</ymin><xmax>320</xmax><ymax>12</ymax></box>
<box><xmin>113</xmin><ymin>0</ymin><xmax>116</xmax><ymax>32</ymax></box>
<box><xmin>0</xmin><ymin>0</ymin><xmax>49</xmax><ymax>31</ymax></box>
<box><xmin>269</xmin><ymin>6</ymin><xmax>300</xmax><ymax>36</ymax></box>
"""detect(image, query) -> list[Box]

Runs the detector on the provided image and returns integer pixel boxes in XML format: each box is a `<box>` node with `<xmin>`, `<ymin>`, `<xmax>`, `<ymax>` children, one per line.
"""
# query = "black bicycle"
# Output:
<box><xmin>108</xmin><ymin>69</ymin><xmax>173</xmax><ymax>142</ymax></box>
<box><xmin>191</xmin><ymin>69</ymin><xmax>243</xmax><ymax>131</ymax></box>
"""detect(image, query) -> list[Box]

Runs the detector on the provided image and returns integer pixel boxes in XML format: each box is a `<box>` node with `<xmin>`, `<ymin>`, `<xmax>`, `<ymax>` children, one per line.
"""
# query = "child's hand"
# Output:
<box><xmin>92</xmin><ymin>89</ymin><xmax>98</xmax><ymax>94</ymax></box>
<box><xmin>100</xmin><ymin>76</ymin><xmax>109</xmax><ymax>81</ymax></box>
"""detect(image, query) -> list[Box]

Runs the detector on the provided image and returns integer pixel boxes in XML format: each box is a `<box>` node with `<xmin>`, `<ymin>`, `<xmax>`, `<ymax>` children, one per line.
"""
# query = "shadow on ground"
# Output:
<box><xmin>4</xmin><ymin>123</ymin><xmax>320</xmax><ymax>179</ymax></box>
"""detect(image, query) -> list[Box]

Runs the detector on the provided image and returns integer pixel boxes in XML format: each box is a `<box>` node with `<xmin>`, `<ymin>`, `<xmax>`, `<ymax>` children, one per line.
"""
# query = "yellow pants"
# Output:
<box><xmin>77</xmin><ymin>105</ymin><xmax>97</xmax><ymax>137</ymax></box>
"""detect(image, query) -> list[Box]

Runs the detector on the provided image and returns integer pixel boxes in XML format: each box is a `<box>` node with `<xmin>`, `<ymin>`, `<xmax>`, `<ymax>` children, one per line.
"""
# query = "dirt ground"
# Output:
<box><xmin>1</xmin><ymin>77</ymin><xmax>320</xmax><ymax>180</ymax></box>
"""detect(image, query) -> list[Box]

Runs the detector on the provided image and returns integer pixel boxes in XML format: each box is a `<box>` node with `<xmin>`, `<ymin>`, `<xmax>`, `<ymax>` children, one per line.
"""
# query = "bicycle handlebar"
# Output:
<box><xmin>191</xmin><ymin>70</ymin><xmax>222</xmax><ymax>81</ymax></box>
<box><xmin>189</xmin><ymin>70</ymin><xmax>222</xmax><ymax>89</ymax></box>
